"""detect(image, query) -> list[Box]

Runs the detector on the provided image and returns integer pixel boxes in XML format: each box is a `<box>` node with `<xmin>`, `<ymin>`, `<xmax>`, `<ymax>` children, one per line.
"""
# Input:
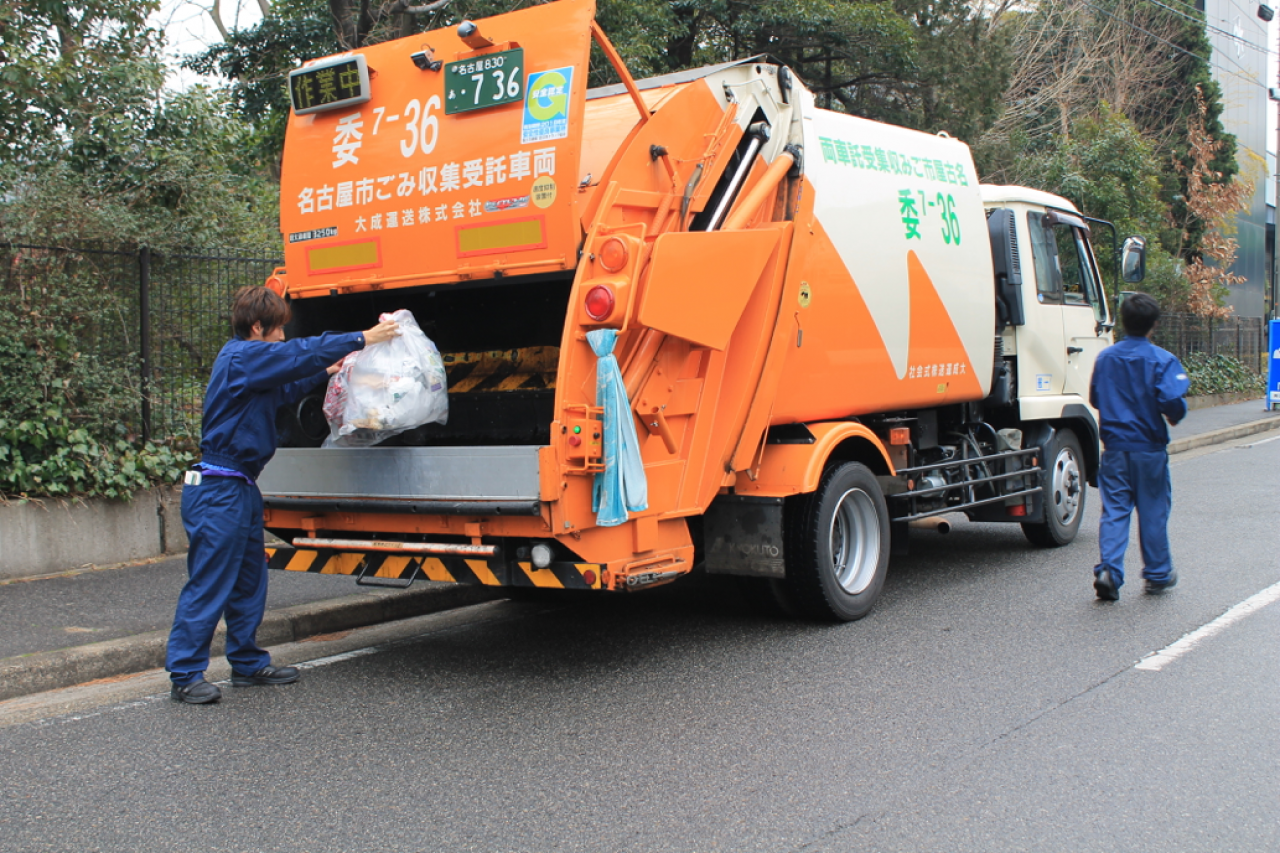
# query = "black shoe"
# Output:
<box><xmin>231</xmin><ymin>665</ymin><xmax>300</xmax><ymax>686</ymax></box>
<box><xmin>1144</xmin><ymin>569</ymin><xmax>1178</xmax><ymax>595</ymax></box>
<box><xmin>171</xmin><ymin>679</ymin><xmax>222</xmax><ymax>704</ymax></box>
<box><xmin>1094</xmin><ymin>569</ymin><xmax>1120</xmax><ymax>601</ymax></box>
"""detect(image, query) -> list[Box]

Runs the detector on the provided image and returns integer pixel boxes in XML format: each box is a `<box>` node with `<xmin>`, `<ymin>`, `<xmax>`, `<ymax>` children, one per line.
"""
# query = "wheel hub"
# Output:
<box><xmin>1051</xmin><ymin>446</ymin><xmax>1082</xmax><ymax>525</ymax></box>
<box><xmin>829</xmin><ymin>488</ymin><xmax>882</xmax><ymax>595</ymax></box>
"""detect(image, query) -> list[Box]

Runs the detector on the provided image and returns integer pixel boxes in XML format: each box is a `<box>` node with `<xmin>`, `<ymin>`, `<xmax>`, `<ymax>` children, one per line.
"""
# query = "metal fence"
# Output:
<box><xmin>1141</xmin><ymin>314</ymin><xmax>1270</xmax><ymax>374</ymax></box>
<box><xmin>1</xmin><ymin>241</ymin><xmax>1270</xmax><ymax>444</ymax></box>
<box><xmin>1</xmin><ymin>241</ymin><xmax>280</xmax><ymax>442</ymax></box>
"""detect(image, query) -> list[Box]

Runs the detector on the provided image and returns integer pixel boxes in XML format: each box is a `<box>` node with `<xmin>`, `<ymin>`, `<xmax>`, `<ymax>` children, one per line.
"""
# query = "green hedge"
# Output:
<box><xmin>1182</xmin><ymin>352</ymin><xmax>1266</xmax><ymax>397</ymax></box>
<box><xmin>0</xmin><ymin>408</ymin><xmax>192</xmax><ymax>500</ymax></box>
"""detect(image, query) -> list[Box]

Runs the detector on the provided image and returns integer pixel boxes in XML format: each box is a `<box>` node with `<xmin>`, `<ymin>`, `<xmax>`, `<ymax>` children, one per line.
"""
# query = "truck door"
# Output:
<box><xmin>1023</xmin><ymin>210</ymin><xmax>1110</xmax><ymax>401</ymax></box>
<box><xmin>1021</xmin><ymin>211</ymin><xmax>1068</xmax><ymax>395</ymax></box>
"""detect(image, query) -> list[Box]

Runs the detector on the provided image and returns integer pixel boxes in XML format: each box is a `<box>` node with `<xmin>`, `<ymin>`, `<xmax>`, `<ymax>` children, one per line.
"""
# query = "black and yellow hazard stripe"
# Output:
<box><xmin>442</xmin><ymin>346</ymin><xmax>559</xmax><ymax>393</ymax></box>
<box><xmin>266</xmin><ymin>547</ymin><xmax>601</xmax><ymax>589</ymax></box>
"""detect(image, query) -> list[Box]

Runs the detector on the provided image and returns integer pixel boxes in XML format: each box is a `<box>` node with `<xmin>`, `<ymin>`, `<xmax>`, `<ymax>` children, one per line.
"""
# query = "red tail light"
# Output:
<box><xmin>584</xmin><ymin>284</ymin><xmax>615</xmax><ymax>321</ymax></box>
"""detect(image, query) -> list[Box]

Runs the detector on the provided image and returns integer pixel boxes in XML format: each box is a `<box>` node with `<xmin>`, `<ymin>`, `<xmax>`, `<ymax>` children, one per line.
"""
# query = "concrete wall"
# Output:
<box><xmin>0</xmin><ymin>487</ymin><xmax>186</xmax><ymax>581</ymax></box>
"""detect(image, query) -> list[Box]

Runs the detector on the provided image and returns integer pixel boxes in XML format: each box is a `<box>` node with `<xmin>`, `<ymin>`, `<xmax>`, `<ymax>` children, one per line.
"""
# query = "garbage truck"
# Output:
<box><xmin>257</xmin><ymin>0</ymin><xmax>1146</xmax><ymax>621</ymax></box>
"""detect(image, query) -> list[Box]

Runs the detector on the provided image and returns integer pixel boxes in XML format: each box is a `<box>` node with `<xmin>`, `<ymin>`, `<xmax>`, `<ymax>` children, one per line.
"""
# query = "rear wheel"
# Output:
<box><xmin>783</xmin><ymin>462</ymin><xmax>890</xmax><ymax>622</ymax></box>
<box><xmin>1021</xmin><ymin>428</ymin><xmax>1086</xmax><ymax>547</ymax></box>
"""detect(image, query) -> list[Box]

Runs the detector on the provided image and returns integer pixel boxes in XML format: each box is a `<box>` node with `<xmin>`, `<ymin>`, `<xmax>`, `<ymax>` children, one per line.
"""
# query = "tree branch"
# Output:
<box><xmin>392</xmin><ymin>0</ymin><xmax>451</xmax><ymax>14</ymax></box>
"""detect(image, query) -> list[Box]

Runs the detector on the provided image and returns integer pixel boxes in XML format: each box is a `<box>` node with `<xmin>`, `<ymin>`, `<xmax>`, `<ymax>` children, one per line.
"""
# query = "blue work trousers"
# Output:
<box><xmin>166</xmin><ymin>476</ymin><xmax>272</xmax><ymax>685</ymax></box>
<box><xmin>1095</xmin><ymin>449</ymin><xmax>1174</xmax><ymax>587</ymax></box>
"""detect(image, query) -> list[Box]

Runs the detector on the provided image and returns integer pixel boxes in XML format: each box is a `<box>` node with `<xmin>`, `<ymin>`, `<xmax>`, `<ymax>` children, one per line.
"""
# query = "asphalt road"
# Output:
<box><xmin>1</xmin><ymin>433</ymin><xmax>1277</xmax><ymax>852</ymax></box>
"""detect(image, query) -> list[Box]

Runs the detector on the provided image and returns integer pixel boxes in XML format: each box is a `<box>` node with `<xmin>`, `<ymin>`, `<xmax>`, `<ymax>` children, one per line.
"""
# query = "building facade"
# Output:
<box><xmin>1200</xmin><ymin>0</ymin><xmax>1271</xmax><ymax>317</ymax></box>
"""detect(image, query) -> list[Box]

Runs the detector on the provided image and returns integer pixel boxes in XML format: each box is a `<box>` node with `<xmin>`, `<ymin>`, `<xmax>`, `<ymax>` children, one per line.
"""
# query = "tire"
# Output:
<box><xmin>1021</xmin><ymin>427</ymin><xmax>1086</xmax><ymax>547</ymax></box>
<box><xmin>782</xmin><ymin>462</ymin><xmax>890</xmax><ymax>622</ymax></box>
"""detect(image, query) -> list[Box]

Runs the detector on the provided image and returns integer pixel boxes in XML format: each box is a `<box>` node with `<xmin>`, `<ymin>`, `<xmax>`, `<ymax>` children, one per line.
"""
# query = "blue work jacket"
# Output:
<box><xmin>198</xmin><ymin>332</ymin><xmax>365</xmax><ymax>480</ymax></box>
<box><xmin>1089</xmin><ymin>336</ymin><xmax>1190</xmax><ymax>451</ymax></box>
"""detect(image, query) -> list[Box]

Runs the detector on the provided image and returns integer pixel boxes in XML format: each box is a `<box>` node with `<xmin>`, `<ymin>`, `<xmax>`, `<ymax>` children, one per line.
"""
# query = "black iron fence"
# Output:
<box><xmin>1142</xmin><ymin>314</ymin><xmax>1270</xmax><ymax>374</ymax></box>
<box><xmin>1</xmin><ymin>240</ymin><xmax>1270</xmax><ymax>444</ymax></box>
<box><xmin>1</xmin><ymin>241</ymin><xmax>280</xmax><ymax>442</ymax></box>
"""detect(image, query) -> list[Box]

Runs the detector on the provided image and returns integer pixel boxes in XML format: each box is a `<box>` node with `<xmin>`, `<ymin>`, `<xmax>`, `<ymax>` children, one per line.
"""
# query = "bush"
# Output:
<box><xmin>0</xmin><ymin>408</ymin><xmax>193</xmax><ymax>500</ymax></box>
<box><xmin>0</xmin><ymin>249</ymin><xmax>195</xmax><ymax>500</ymax></box>
<box><xmin>1182</xmin><ymin>352</ymin><xmax>1266</xmax><ymax>397</ymax></box>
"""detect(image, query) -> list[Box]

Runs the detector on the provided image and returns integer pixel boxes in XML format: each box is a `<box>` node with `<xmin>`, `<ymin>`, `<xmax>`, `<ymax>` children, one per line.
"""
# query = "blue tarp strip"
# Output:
<box><xmin>588</xmin><ymin>329</ymin><xmax>648</xmax><ymax>527</ymax></box>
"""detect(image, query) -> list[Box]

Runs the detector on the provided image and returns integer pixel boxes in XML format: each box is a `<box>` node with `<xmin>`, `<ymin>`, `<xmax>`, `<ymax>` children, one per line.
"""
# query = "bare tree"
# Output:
<box><xmin>976</xmin><ymin>0</ymin><xmax>1188</xmax><ymax>183</ymax></box>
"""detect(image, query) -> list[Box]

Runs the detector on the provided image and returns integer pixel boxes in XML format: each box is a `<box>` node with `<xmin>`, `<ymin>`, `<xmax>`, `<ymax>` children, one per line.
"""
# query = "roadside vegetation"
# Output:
<box><xmin>0</xmin><ymin>0</ymin><xmax>1264</xmax><ymax>498</ymax></box>
<box><xmin>1182</xmin><ymin>353</ymin><xmax>1268</xmax><ymax>397</ymax></box>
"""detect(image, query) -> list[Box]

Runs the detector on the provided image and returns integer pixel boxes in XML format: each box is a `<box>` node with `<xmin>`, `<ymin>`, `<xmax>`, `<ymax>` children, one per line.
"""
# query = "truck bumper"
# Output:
<box><xmin>265</xmin><ymin>546</ymin><xmax>603</xmax><ymax>590</ymax></box>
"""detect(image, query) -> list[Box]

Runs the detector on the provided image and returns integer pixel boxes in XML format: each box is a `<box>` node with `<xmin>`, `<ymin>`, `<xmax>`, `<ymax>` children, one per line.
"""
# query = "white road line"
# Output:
<box><xmin>294</xmin><ymin>645</ymin><xmax>385</xmax><ymax>670</ymax></box>
<box><xmin>1135</xmin><ymin>579</ymin><xmax>1280</xmax><ymax>672</ymax></box>
<box><xmin>1241</xmin><ymin>433</ymin><xmax>1280</xmax><ymax>447</ymax></box>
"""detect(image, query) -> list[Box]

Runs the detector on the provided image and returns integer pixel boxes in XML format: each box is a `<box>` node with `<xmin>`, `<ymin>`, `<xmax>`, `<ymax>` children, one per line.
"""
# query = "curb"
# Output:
<box><xmin>0</xmin><ymin>583</ymin><xmax>499</xmax><ymax>703</ymax></box>
<box><xmin>1169</xmin><ymin>415</ymin><xmax>1280</xmax><ymax>455</ymax></box>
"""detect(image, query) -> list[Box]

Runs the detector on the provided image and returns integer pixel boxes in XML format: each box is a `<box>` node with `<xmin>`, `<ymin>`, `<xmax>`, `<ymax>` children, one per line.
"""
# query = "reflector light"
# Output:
<box><xmin>1006</xmin><ymin>504</ymin><xmax>1027</xmax><ymax>517</ymax></box>
<box><xmin>599</xmin><ymin>237</ymin><xmax>629</xmax><ymax>272</ymax></box>
<box><xmin>889</xmin><ymin>427</ymin><xmax>910</xmax><ymax>445</ymax></box>
<box><xmin>584</xmin><ymin>285</ymin><xmax>615</xmax><ymax>321</ymax></box>
<box><xmin>583</xmin><ymin>569</ymin><xmax>598</xmax><ymax>586</ymax></box>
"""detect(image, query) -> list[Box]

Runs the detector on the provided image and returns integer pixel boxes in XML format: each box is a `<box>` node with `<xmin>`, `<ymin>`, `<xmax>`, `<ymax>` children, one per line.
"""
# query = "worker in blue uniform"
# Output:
<box><xmin>167</xmin><ymin>286</ymin><xmax>401</xmax><ymax>704</ymax></box>
<box><xmin>1090</xmin><ymin>292</ymin><xmax>1190</xmax><ymax>601</ymax></box>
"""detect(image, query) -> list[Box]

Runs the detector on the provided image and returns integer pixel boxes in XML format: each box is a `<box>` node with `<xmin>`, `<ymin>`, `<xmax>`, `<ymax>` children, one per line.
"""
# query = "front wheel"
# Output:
<box><xmin>1021</xmin><ymin>427</ymin><xmax>1086</xmax><ymax>547</ymax></box>
<box><xmin>783</xmin><ymin>462</ymin><xmax>890</xmax><ymax>622</ymax></box>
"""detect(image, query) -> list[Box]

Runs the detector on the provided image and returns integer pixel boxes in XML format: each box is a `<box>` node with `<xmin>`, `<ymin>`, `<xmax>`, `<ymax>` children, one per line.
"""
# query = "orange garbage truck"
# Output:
<box><xmin>259</xmin><ymin>0</ymin><xmax>1146</xmax><ymax>620</ymax></box>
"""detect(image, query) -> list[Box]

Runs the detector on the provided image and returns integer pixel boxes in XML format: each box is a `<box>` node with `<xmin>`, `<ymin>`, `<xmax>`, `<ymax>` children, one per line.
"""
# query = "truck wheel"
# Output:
<box><xmin>1021</xmin><ymin>428</ymin><xmax>1086</xmax><ymax>548</ymax></box>
<box><xmin>783</xmin><ymin>462</ymin><xmax>889</xmax><ymax>622</ymax></box>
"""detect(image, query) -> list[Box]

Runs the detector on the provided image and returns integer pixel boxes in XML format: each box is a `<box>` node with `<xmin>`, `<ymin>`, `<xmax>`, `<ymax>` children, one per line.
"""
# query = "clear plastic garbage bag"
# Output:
<box><xmin>322</xmin><ymin>309</ymin><xmax>448</xmax><ymax>448</ymax></box>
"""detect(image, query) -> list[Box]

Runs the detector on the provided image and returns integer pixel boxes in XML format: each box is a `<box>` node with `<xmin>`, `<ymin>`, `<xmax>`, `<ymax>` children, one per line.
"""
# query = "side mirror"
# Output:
<box><xmin>1121</xmin><ymin>236</ymin><xmax>1146</xmax><ymax>283</ymax></box>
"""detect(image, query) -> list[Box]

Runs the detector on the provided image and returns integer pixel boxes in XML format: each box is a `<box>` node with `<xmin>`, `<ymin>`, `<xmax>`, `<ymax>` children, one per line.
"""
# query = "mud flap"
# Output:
<box><xmin>702</xmin><ymin>495</ymin><xmax>786</xmax><ymax>578</ymax></box>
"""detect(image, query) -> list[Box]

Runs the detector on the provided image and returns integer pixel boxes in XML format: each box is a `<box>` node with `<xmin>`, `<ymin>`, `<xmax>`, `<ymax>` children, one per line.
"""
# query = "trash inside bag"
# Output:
<box><xmin>322</xmin><ymin>309</ymin><xmax>448</xmax><ymax>448</ymax></box>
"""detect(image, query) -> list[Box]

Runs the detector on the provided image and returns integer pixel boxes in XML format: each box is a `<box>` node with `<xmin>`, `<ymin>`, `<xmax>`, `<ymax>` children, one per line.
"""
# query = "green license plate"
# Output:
<box><xmin>445</xmin><ymin>48</ymin><xmax>524</xmax><ymax>115</ymax></box>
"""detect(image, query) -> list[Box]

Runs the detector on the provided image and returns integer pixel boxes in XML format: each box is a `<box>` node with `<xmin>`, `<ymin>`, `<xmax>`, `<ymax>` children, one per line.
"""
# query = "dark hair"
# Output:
<box><xmin>231</xmin><ymin>286</ymin><xmax>291</xmax><ymax>339</ymax></box>
<box><xmin>1120</xmin><ymin>292</ymin><xmax>1160</xmax><ymax>337</ymax></box>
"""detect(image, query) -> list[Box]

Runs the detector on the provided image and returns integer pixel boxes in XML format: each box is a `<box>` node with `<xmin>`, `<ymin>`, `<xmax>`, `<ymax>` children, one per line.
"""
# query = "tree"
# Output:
<box><xmin>974</xmin><ymin>0</ymin><xmax>1235</xmax><ymax>263</ymax></box>
<box><xmin>1176</xmin><ymin>87</ymin><xmax>1251</xmax><ymax>319</ymax></box>
<box><xmin>1039</xmin><ymin>105</ymin><xmax>1168</xmax><ymax>240</ymax></box>
<box><xmin>0</xmin><ymin>1</ymin><xmax>163</xmax><ymax>159</ymax></box>
<box><xmin>0</xmin><ymin>1</ymin><xmax>277</xmax><ymax>249</ymax></box>
<box><xmin>189</xmin><ymin>0</ymin><xmax>1006</xmax><ymax>170</ymax></box>
<box><xmin>883</xmin><ymin>0</ymin><xmax>1011</xmax><ymax>142</ymax></box>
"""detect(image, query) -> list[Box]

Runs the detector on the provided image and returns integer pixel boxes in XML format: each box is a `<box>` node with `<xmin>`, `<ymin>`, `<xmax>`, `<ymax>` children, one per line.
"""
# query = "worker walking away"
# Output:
<box><xmin>1090</xmin><ymin>293</ymin><xmax>1190</xmax><ymax>601</ymax></box>
<box><xmin>167</xmin><ymin>287</ymin><xmax>401</xmax><ymax>704</ymax></box>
